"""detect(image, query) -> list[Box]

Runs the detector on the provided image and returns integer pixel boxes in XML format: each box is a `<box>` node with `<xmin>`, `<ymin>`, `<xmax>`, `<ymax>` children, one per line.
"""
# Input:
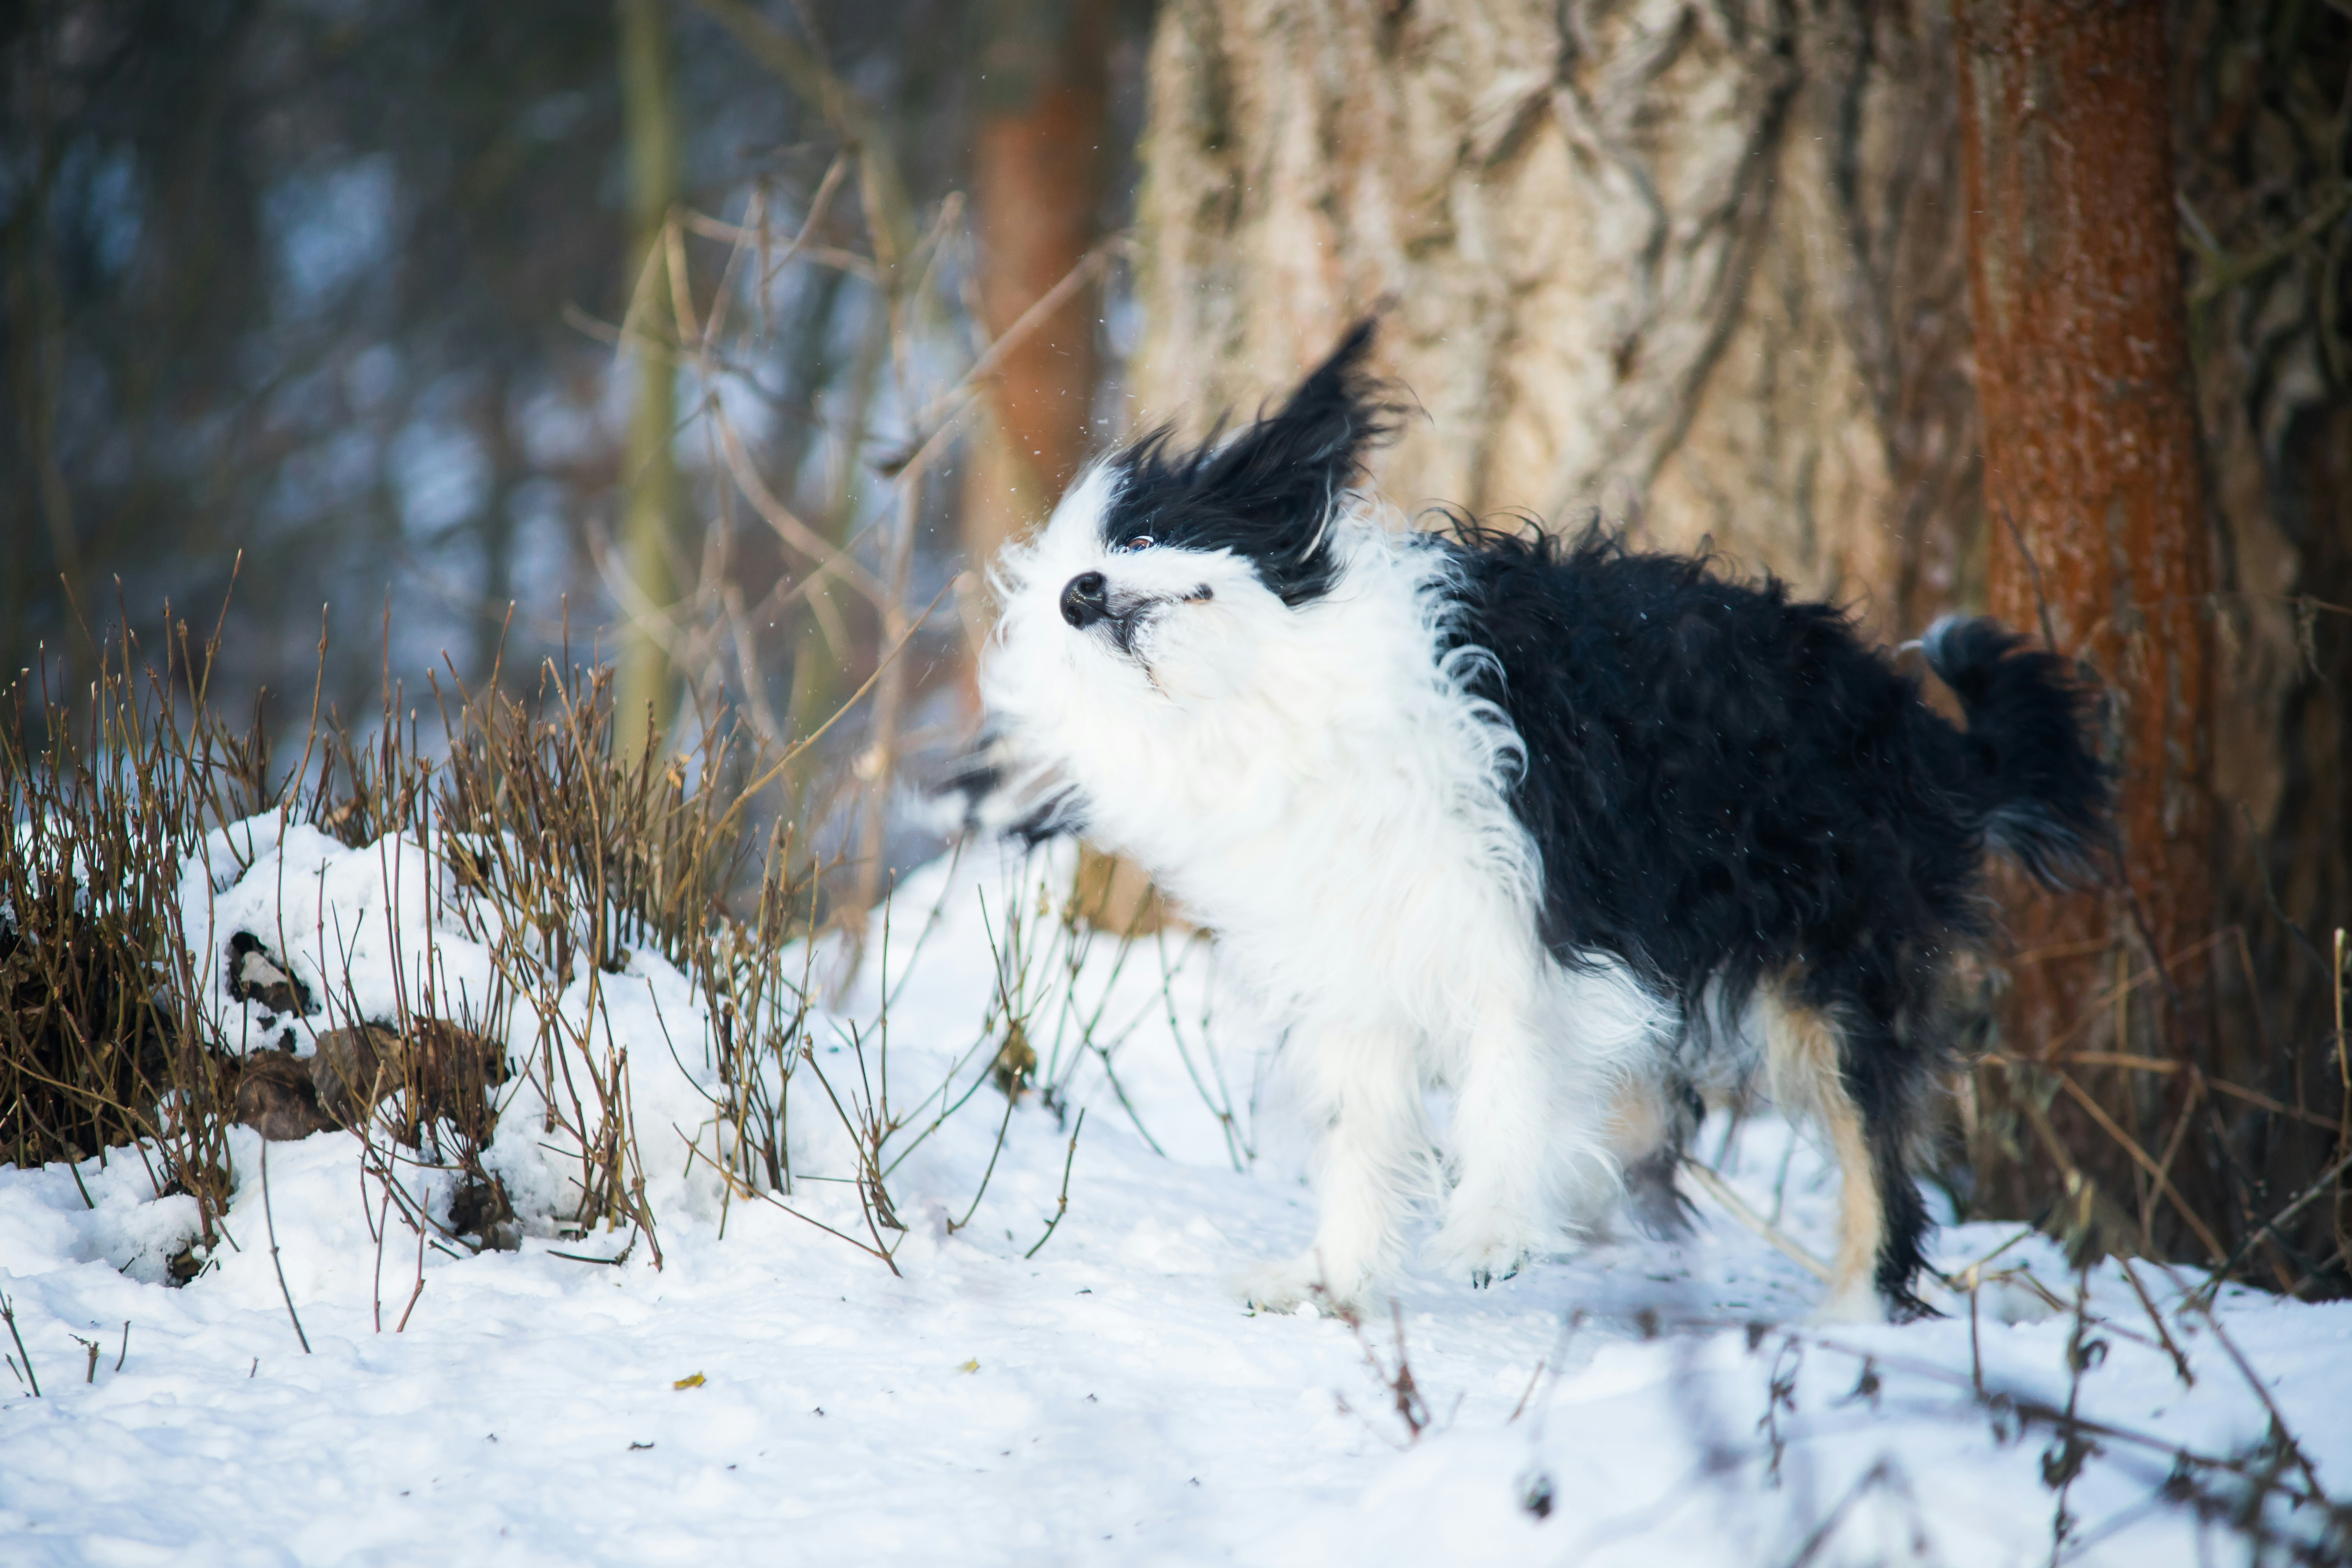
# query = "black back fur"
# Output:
<box><xmin>1440</xmin><ymin>521</ymin><xmax>2110</xmax><ymax>1312</ymax></box>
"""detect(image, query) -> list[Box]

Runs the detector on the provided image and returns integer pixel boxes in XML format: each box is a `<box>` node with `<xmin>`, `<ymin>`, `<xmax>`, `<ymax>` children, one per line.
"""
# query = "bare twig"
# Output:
<box><xmin>947</xmin><ymin>1080</ymin><xmax>1019</xmax><ymax>1236</ymax></box>
<box><xmin>2181</xmin><ymin>1292</ymin><xmax>2332</xmax><ymax>1504</ymax></box>
<box><xmin>1777</xmin><ymin>1459</ymin><xmax>1909</xmax><ymax>1568</ymax></box>
<box><xmin>258</xmin><ymin>1139</ymin><xmax>312</xmax><ymax>1355</ymax></box>
<box><xmin>0</xmin><ymin>1296</ymin><xmax>39</xmax><ymax>1397</ymax></box>
<box><xmin>2186</xmin><ymin>180</ymin><xmax>2352</xmax><ymax>306</ymax></box>
<box><xmin>2118</xmin><ymin>1259</ymin><xmax>2193</xmax><ymax>1388</ymax></box>
<box><xmin>396</xmin><ymin>1222</ymin><xmax>427</xmax><ymax>1334</ymax></box>
<box><xmin>2192</xmin><ymin>1145</ymin><xmax>2352</xmax><ymax>1307</ymax></box>
<box><xmin>2044</xmin><ymin>1271</ymin><xmax>2102</xmax><ymax>1563</ymax></box>
<box><xmin>1025</xmin><ymin>1107</ymin><xmax>1086</xmax><ymax>1259</ymax></box>
<box><xmin>1682</xmin><ymin>1158</ymin><xmax>1833</xmax><ymax>1282</ymax></box>
<box><xmin>1340</xmin><ymin>1299</ymin><xmax>1435</xmax><ymax>1445</ymax></box>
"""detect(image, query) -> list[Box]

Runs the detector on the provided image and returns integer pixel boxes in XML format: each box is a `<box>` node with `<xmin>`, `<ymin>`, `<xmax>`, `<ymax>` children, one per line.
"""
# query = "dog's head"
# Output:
<box><xmin>984</xmin><ymin>321</ymin><xmax>1395</xmax><ymax>714</ymax></box>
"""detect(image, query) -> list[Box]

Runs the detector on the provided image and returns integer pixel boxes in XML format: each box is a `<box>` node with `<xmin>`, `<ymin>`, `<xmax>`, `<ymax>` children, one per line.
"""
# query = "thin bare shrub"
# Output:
<box><xmin>0</xmin><ymin>608</ymin><xmax>270</xmax><ymax>1261</ymax></box>
<box><xmin>0</xmin><ymin>13</ymin><xmax>1236</xmax><ymax>1303</ymax></box>
<box><xmin>0</xmin><ymin>105</ymin><xmax>1145</xmax><ymax>1290</ymax></box>
<box><xmin>1958</xmin><ymin>886</ymin><xmax>2352</xmax><ymax>1302</ymax></box>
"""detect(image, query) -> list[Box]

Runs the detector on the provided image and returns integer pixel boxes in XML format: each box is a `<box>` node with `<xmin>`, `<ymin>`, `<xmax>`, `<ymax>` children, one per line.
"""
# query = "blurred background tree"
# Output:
<box><xmin>961</xmin><ymin>0</ymin><xmax>1115</xmax><ymax>589</ymax></box>
<box><xmin>613</xmin><ymin>0</ymin><xmax>687</xmax><ymax>757</ymax></box>
<box><xmin>3</xmin><ymin>0</ymin><xmax>2347</xmax><ymax>1283</ymax></box>
<box><xmin>0</xmin><ymin>0</ymin><xmax>1034</xmax><ymax>743</ymax></box>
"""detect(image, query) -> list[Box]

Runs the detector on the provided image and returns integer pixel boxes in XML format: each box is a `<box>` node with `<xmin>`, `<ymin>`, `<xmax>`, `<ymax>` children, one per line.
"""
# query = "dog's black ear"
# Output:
<box><xmin>1203</xmin><ymin>321</ymin><xmax>1395</xmax><ymax>535</ymax></box>
<box><xmin>1254</xmin><ymin>319</ymin><xmax>1393</xmax><ymax>483</ymax></box>
<box><xmin>1107</xmin><ymin>320</ymin><xmax>1397</xmax><ymax>606</ymax></box>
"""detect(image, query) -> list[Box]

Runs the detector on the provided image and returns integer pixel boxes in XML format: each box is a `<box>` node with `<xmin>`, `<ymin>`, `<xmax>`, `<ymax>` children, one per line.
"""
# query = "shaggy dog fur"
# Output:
<box><xmin>958</xmin><ymin>323</ymin><xmax>2109</xmax><ymax>1320</ymax></box>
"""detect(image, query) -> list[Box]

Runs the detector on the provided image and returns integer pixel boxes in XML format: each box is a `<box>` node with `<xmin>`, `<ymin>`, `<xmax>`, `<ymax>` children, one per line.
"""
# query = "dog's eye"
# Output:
<box><xmin>1121</xmin><ymin>535</ymin><xmax>1154</xmax><ymax>553</ymax></box>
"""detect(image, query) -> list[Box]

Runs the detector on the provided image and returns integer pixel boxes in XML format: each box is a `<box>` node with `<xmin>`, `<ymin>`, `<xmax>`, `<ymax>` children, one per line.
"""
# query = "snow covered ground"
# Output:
<box><xmin>4</xmin><ymin>833</ymin><xmax>2348</xmax><ymax>1565</ymax></box>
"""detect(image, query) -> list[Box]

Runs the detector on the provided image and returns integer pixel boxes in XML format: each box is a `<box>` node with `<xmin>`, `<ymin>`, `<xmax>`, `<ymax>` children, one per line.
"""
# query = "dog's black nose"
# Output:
<box><xmin>1060</xmin><ymin>571</ymin><xmax>1110</xmax><ymax>629</ymax></box>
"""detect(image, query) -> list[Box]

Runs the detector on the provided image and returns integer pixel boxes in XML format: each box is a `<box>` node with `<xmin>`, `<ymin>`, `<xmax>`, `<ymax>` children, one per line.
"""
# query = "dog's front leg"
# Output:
<box><xmin>1429</xmin><ymin>990</ymin><xmax>1564</xmax><ymax>1287</ymax></box>
<box><xmin>1432</xmin><ymin>959</ymin><xmax>1657</xmax><ymax>1285</ymax></box>
<box><xmin>1237</xmin><ymin>1019</ymin><xmax>1425</xmax><ymax>1315</ymax></box>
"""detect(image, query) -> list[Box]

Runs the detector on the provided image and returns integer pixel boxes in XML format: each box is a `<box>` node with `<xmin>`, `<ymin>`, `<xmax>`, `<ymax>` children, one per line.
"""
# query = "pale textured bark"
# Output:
<box><xmin>1132</xmin><ymin>0</ymin><xmax>1980</xmax><ymax>634</ymax></box>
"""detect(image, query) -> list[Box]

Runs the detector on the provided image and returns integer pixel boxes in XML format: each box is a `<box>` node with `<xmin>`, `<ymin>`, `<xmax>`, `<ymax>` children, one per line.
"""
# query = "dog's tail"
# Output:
<box><xmin>1920</xmin><ymin>615</ymin><xmax>2112</xmax><ymax>889</ymax></box>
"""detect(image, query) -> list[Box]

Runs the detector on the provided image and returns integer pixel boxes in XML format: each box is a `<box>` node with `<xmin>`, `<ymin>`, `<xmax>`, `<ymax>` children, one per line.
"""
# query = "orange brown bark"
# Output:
<box><xmin>964</xmin><ymin>0</ymin><xmax>1111</xmax><ymax>570</ymax></box>
<box><xmin>1955</xmin><ymin>0</ymin><xmax>2219</xmax><ymax>1242</ymax></box>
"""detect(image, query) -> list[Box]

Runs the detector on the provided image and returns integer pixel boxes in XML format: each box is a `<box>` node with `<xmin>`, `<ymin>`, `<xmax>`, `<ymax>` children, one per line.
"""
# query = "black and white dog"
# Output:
<box><xmin>962</xmin><ymin>323</ymin><xmax>2107</xmax><ymax>1320</ymax></box>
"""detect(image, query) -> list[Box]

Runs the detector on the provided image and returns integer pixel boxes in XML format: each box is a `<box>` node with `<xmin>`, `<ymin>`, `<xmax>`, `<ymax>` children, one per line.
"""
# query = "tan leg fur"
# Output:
<box><xmin>1760</xmin><ymin>982</ymin><xmax>1886</xmax><ymax>1321</ymax></box>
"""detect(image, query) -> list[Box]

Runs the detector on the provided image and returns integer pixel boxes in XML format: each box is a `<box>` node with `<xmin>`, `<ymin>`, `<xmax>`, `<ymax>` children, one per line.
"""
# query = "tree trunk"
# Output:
<box><xmin>1129</xmin><ymin>3</ymin><xmax>2346</xmax><ymax>1281</ymax></box>
<box><xmin>1132</xmin><ymin>0</ymin><xmax>1982</xmax><ymax>637</ymax></box>
<box><xmin>965</xmin><ymin>0</ymin><xmax>1168</xmax><ymax>932</ymax></box>
<box><xmin>1953</xmin><ymin>0</ymin><xmax>2220</xmax><ymax>1258</ymax></box>
<box><xmin>613</xmin><ymin>0</ymin><xmax>684</xmax><ymax>760</ymax></box>
<box><xmin>962</xmin><ymin>0</ymin><xmax>1112</xmax><ymax>575</ymax></box>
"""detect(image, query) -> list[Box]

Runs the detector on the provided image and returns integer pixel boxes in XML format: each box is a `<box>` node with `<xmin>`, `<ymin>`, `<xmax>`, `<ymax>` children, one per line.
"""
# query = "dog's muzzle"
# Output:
<box><xmin>1060</xmin><ymin>572</ymin><xmax>1111</xmax><ymax>630</ymax></box>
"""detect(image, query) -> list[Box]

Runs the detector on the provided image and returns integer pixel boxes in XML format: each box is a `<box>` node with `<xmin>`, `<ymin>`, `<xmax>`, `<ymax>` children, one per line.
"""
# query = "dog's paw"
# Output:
<box><xmin>1232</xmin><ymin>1253</ymin><xmax>1363</xmax><ymax>1318</ymax></box>
<box><xmin>1465</xmin><ymin>1252</ymin><xmax>1529</xmax><ymax>1290</ymax></box>
<box><xmin>1428</xmin><ymin>1224</ymin><xmax>1536</xmax><ymax>1291</ymax></box>
<box><xmin>1468</xmin><ymin>1258</ymin><xmax>1524</xmax><ymax>1290</ymax></box>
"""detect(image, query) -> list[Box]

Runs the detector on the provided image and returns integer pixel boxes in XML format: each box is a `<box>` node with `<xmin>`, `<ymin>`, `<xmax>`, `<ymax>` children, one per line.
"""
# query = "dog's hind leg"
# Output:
<box><xmin>1760</xmin><ymin>985</ymin><xmax>1894</xmax><ymax>1322</ymax></box>
<box><xmin>1611</xmin><ymin>1074</ymin><xmax>1702</xmax><ymax>1239</ymax></box>
<box><xmin>1842</xmin><ymin>1003</ymin><xmax>1937</xmax><ymax>1319</ymax></box>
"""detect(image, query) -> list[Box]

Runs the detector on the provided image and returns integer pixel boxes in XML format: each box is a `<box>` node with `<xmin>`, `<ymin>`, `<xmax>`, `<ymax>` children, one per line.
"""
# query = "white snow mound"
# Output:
<box><xmin>1</xmin><ymin>822</ymin><xmax>2346</xmax><ymax>1564</ymax></box>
